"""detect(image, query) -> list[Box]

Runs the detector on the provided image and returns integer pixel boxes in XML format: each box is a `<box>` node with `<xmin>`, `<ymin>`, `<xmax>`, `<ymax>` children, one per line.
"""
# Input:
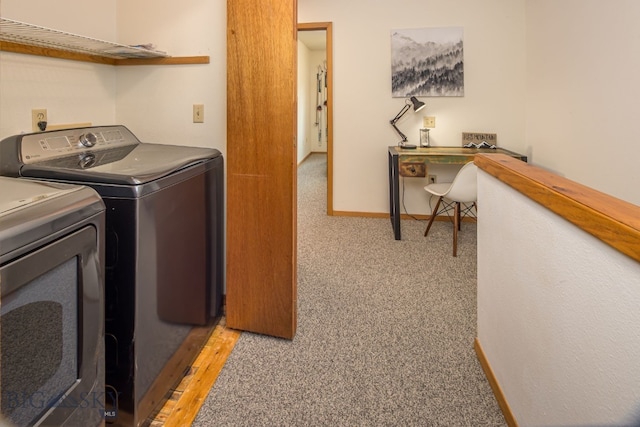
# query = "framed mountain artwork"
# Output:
<box><xmin>391</xmin><ymin>27</ymin><xmax>464</xmax><ymax>97</ymax></box>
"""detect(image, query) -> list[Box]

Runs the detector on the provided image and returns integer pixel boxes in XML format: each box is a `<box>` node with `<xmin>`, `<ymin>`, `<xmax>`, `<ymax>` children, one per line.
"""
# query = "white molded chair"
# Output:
<box><xmin>423</xmin><ymin>161</ymin><xmax>478</xmax><ymax>256</ymax></box>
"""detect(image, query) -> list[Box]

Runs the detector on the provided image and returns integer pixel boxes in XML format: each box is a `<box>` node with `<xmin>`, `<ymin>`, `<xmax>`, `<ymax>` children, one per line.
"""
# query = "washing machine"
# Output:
<box><xmin>0</xmin><ymin>125</ymin><xmax>224</xmax><ymax>426</ymax></box>
<box><xmin>0</xmin><ymin>176</ymin><xmax>105</xmax><ymax>427</ymax></box>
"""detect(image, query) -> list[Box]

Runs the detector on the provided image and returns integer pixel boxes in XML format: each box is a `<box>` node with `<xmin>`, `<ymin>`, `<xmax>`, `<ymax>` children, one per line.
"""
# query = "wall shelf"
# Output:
<box><xmin>0</xmin><ymin>18</ymin><xmax>209</xmax><ymax>65</ymax></box>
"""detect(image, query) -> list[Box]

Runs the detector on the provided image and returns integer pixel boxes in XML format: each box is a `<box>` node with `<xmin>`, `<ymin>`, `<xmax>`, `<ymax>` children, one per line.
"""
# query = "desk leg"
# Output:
<box><xmin>388</xmin><ymin>150</ymin><xmax>401</xmax><ymax>240</ymax></box>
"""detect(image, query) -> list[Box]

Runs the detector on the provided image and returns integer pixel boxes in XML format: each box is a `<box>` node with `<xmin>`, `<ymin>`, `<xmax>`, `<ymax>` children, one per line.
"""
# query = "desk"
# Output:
<box><xmin>388</xmin><ymin>146</ymin><xmax>527</xmax><ymax>240</ymax></box>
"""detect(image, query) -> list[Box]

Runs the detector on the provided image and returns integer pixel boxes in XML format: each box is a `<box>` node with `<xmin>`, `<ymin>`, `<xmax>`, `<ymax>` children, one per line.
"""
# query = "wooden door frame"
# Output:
<box><xmin>297</xmin><ymin>22</ymin><xmax>333</xmax><ymax>215</ymax></box>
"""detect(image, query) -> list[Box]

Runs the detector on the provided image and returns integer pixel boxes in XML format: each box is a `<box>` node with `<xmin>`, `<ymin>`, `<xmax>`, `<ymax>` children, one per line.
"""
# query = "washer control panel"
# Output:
<box><xmin>19</xmin><ymin>126</ymin><xmax>140</xmax><ymax>164</ymax></box>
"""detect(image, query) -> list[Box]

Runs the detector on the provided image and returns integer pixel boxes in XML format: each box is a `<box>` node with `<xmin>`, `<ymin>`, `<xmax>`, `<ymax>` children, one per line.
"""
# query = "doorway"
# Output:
<box><xmin>298</xmin><ymin>22</ymin><xmax>333</xmax><ymax>215</ymax></box>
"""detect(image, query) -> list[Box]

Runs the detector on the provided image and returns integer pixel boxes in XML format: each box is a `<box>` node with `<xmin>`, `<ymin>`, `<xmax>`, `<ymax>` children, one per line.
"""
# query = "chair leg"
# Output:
<box><xmin>453</xmin><ymin>202</ymin><xmax>460</xmax><ymax>256</ymax></box>
<box><xmin>424</xmin><ymin>196</ymin><xmax>443</xmax><ymax>237</ymax></box>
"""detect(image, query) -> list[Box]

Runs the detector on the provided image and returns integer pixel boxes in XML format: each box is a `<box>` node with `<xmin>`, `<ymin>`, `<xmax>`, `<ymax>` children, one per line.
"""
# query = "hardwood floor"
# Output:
<box><xmin>148</xmin><ymin>317</ymin><xmax>241</xmax><ymax>426</ymax></box>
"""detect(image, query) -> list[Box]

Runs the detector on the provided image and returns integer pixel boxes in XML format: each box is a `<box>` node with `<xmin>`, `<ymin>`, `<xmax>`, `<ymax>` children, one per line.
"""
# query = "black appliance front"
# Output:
<box><xmin>101</xmin><ymin>158</ymin><xmax>223</xmax><ymax>425</ymax></box>
<box><xmin>0</xmin><ymin>126</ymin><xmax>224</xmax><ymax>426</ymax></box>
<box><xmin>0</xmin><ymin>178</ymin><xmax>105</xmax><ymax>427</ymax></box>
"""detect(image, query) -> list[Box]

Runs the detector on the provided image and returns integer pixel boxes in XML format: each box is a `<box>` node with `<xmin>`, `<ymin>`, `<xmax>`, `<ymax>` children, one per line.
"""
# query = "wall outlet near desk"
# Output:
<box><xmin>423</xmin><ymin>116</ymin><xmax>436</xmax><ymax>128</ymax></box>
<box><xmin>428</xmin><ymin>174</ymin><xmax>437</xmax><ymax>184</ymax></box>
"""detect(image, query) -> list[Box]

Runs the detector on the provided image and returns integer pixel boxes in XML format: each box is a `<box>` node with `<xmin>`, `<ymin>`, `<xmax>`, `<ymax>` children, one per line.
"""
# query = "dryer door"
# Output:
<box><xmin>0</xmin><ymin>226</ymin><xmax>104</xmax><ymax>427</ymax></box>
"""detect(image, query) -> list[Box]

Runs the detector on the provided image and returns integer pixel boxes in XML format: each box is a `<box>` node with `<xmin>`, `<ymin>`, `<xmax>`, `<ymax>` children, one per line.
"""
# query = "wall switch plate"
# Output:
<box><xmin>193</xmin><ymin>104</ymin><xmax>204</xmax><ymax>123</ymax></box>
<box><xmin>423</xmin><ymin>116</ymin><xmax>436</xmax><ymax>128</ymax></box>
<box><xmin>32</xmin><ymin>109</ymin><xmax>48</xmax><ymax>132</ymax></box>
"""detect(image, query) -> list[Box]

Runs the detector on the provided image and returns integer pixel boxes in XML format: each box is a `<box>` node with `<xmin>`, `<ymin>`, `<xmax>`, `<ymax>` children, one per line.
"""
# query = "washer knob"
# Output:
<box><xmin>78</xmin><ymin>132</ymin><xmax>98</xmax><ymax>147</ymax></box>
<box><xmin>78</xmin><ymin>153</ymin><xmax>96</xmax><ymax>169</ymax></box>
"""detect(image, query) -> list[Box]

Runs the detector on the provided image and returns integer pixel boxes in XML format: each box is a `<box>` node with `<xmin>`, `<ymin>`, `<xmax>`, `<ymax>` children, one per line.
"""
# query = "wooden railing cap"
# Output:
<box><xmin>474</xmin><ymin>153</ymin><xmax>640</xmax><ymax>263</ymax></box>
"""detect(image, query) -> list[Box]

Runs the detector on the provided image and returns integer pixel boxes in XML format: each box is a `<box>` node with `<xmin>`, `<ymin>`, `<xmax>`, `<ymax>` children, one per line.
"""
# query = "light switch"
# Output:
<box><xmin>193</xmin><ymin>104</ymin><xmax>204</xmax><ymax>123</ymax></box>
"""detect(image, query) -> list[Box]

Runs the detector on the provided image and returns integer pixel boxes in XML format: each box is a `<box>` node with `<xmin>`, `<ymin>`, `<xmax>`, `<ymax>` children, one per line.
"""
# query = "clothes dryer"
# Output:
<box><xmin>0</xmin><ymin>177</ymin><xmax>105</xmax><ymax>426</ymax></box>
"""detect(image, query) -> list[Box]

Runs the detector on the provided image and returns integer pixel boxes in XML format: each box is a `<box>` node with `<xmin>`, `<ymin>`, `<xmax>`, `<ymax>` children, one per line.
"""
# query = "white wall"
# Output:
<box><xmin>525</xmin><ymin>0</ymin><xmax>640</xmax><ymax>206</ymax></box>
<box><xmin>477</xmin><ymin>169</ymin><xmax>640</xmax><ymax>425</ymax></box>
<box><xmin>307</xmin><ymin>50</ymin><xmax>328</xmax><ymax>154</ymax></box>
<box><xmin>298</xmin><ymin>0</ymin><xmax>527</xmax><ymax>215</ymax></box>
<box><xmin>297</xmin><ymin>40</ymin><xmax>311</xmax><ymax>163</ymax></box>
<box><xmin>115</xmin><ymin>0</ymin><xmax>226</xmax><ymax>152</ymax></box>
<box><xmin>297</xmin><ymin>39</ymin><xmax>327</xmax><ymax>164</ymax></box>
<box><xmin>0</xmin><ymin>0</ymin><xmax>118</xmax><ymax>137</ymax></box>
<box><xmin>0</xmin><ymin>0</ymin><xmax>224</xmax><ymax>154</ymax></box>
<box><xmin>1</xmin><ymin>0</ymin><xmax>116</xmax><ymax>40</ymax></box>
<box><xmin>475</xmin><ymin>3</ymin><xmax>640</xmax><ymax>423</ymax></box>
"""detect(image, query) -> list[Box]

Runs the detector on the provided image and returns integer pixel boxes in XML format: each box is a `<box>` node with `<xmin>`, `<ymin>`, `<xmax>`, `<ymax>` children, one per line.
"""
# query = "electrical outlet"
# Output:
<box><xmin>32</xmin><ymin>109</ymin><xmax>48</xmax><ymax>132</ymax></box>
<box><xmin>193</xmin><ymin>104</ymin><xmax>204</xmax><ymax>123</ymax></box>
<box><xmin>428</xmin><ymin>174</ymin><xmax>437</xmax><ymax>184</ymax></box>
<box><xmin>423</xmin><ymin>116</ymin><xmax>436</xmax><ymax>128</ymax></box>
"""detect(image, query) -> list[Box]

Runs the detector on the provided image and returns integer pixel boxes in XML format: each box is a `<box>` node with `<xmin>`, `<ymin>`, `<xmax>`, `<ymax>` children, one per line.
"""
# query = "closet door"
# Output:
<box><xmin>226</xmin><ymin>0</ymin><xmax>297</xmax><ymax>339</ymax></box>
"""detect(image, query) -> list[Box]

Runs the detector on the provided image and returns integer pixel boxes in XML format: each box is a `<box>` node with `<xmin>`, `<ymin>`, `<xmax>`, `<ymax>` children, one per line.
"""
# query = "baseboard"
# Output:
<box><xmin>298</xmin><ymin>152</ymin><xmax>313</xmax><ymax>165</ymax></box>
<box><xmin>298</xmin><ymin>151</ymin><xmax>327</xmax><ymax>165</ymax></box>
<box><xmin>331</xmin><ymin>211</ymin><xmax>477</xmax><ymax>222</ymax></box>
<box><xmin>474</xmin><ymin>338</ymin><xmax>518</xmax><ymax>427</ymax></box>
<box><xmin>332</xmin><ymin>210</ymin><xmax>388</xmax><ymax>218</ymax></box>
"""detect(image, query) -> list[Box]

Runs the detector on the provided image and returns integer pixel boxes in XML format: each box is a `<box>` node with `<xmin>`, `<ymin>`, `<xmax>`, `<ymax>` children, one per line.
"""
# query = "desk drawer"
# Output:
<box><xmin>399</xmin><ymin>162</ymin><xmax>426</xmax><ymax>177</ymax></box>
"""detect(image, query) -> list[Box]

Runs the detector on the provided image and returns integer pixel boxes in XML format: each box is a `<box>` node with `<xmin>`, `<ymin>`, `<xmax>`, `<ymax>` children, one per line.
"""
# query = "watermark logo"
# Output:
<box><xmin>2</xmin><ymin>389</ymin><xmax>121</xmax><ymax>419</ymax></box>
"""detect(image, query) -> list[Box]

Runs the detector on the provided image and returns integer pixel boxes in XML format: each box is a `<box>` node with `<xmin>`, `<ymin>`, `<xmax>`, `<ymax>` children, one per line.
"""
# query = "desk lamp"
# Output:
<box><xmin>390</xmin><ymin>96</ymin><xmax>425</xmax><ymax>149</ymax></box>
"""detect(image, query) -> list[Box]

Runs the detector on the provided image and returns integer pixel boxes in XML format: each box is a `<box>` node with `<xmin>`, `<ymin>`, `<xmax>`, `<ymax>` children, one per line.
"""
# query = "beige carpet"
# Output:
<box><xmin>193</xmin><ymin>153</ymin><xmax>505</xmax><ymax>426</ymax></box>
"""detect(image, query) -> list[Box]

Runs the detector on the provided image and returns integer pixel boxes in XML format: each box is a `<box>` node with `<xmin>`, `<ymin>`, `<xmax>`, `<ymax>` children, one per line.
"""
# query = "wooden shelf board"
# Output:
<box><xmin>0</xmin><ymin>41</ymin><xmax>209</xmax><ymax>65</ymax></box>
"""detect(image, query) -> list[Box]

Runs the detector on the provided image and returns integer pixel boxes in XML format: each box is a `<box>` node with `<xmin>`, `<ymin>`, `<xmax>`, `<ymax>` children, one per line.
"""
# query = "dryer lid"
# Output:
<box><xmin>0</xmin><ymin>177</ymin><xmax>80</xmax><ymax>216</ymax></box>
